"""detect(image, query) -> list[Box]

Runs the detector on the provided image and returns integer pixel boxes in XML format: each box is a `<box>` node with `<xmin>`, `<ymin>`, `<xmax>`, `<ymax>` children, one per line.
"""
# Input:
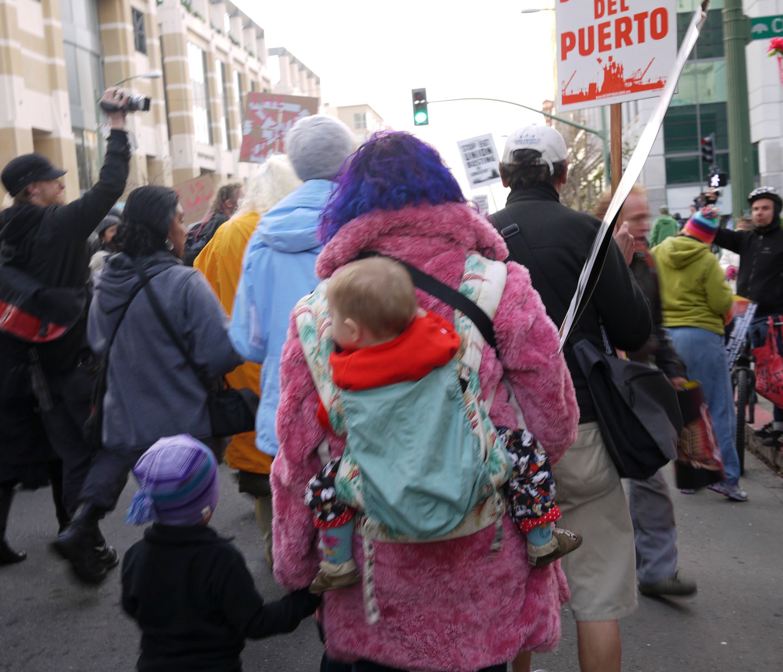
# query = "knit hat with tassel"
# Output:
<box><xmin>127</xmin><ymin>435</ymin><xmax>219</xmax><ymax>526</ymax></box>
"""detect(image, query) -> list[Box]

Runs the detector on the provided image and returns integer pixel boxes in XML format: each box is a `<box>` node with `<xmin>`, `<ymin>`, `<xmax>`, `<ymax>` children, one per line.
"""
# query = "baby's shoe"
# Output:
<box><xmin>528</xmin><ymin>528</ymin><xmax>582</xmax><ymax>568</ymax></box>
<box><xmin>309</xmin><ymin>559</ymin><xmax>361</xmax><ymax>594</ymax></box>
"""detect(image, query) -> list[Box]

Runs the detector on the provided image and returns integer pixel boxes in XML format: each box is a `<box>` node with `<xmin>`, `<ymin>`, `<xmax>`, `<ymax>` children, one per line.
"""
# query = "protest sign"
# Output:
<box><xmin>457</xmin><ymin>134</ymin><xmax>501</xmax><ymax>188</ymax></box>
<box><xmin>557</xmin><ymin>0</ymin><xmax>677</xmax><ymax>111</ymax></box>
<box><xmin>239</xmin><ymin>93</ymin><xmax>319</xmax><ymax>163</ymax></box>
<box><xmin>173</xmin><ymin>173</ymin><xmax>220</xmax><ymax>226</ymax></box>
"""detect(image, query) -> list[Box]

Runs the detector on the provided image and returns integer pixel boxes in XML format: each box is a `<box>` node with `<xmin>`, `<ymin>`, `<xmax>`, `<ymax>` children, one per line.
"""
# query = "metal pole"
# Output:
<box><xmin>610</xmin><ymin>104</ymin><xmax>623</xmax><ymax>193</ymax></box>
<box><xmin>428</xmin><ymin>96</ymin><xmax>611</xmax><ymax>186</ymax></box>
<box><xmin>723</xmin><ymin>0</ymin><xmax>754</xmax><ymax>218</ymax></box>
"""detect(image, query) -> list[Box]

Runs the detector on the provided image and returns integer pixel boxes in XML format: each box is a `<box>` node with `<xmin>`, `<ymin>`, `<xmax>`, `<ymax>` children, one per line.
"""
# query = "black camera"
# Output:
<box><xmin>99</xmin><ymin>94</ymin><xmax>151</xmax><ymax>114</ymax></box>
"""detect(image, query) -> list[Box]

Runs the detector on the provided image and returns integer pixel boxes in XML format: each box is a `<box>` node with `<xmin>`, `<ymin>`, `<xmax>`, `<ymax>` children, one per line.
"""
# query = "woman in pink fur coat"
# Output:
<box><xmin>272</xmin><ymin>132</ymin><xmax>579</xmax><ymax>672</ymax></box>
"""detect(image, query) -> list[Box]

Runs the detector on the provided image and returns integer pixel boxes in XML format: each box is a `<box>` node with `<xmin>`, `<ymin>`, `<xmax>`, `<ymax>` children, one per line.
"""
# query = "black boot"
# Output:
<box><xmin>47</xmin><ymin>460</ymin><xmax>71</xmax><ymax>534</ymax></box>
<box><xmin>53</xmin><ymin>504</ymin><xmax>114</xmax><ymax>584</ymax></box>
<box><xmin>0</xmin><ymin>484</ymin><xmax>26</xmax><ymax>566</ymax></box>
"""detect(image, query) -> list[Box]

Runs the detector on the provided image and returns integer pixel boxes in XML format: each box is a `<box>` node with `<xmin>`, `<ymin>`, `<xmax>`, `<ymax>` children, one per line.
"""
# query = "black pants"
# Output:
<box><xmin>39</xmin><ymin>365</ymin><xmax>96</xmax><ymax>517</ymax></box>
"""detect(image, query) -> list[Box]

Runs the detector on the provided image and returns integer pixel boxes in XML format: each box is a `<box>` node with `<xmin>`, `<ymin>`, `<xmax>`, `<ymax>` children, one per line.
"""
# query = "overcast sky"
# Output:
<box><xmin>233</xmin><ymin>0</ymin><xmax>558</xmax><ymax>203</ymax></box>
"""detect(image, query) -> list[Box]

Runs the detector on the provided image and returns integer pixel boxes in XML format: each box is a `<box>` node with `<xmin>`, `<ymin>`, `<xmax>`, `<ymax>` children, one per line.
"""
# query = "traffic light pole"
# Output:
<box><xmin>724</xmin><ymin>0</ymin><xmax>754</xmax><ymax>218</ymax></box>
<box><xmin>427</xmin><ymin>96</ymin><xmax>611</xmax><ymax>186</ymax></box>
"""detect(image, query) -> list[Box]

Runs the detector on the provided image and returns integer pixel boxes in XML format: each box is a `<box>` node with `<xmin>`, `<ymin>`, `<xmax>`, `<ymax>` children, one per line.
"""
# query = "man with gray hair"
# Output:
<box><xmin>489</xmin><ymin>124</ymin><xmax>651</xmax><ymax>672</ymax></box>
<box><xmin>229</xmin><ymin>115</ymin><xmax>355</xmax><ymax>461</ymax></box>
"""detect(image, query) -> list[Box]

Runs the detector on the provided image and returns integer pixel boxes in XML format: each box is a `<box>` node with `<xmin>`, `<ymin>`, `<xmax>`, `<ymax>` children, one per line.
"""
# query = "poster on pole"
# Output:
<box><xmin>457</xmin><ymin>134</ymin><xmax>501</xmax><ymax>189</ymax></box>
<box><xmin>556</xmin><ymin>0</ymin><xmax>677</xmax><ymax>112</ymax></box>
<box><xmin>239</xmin><ymin>93</ymin><xmax>319</xmax><ymax>163</ymax></box>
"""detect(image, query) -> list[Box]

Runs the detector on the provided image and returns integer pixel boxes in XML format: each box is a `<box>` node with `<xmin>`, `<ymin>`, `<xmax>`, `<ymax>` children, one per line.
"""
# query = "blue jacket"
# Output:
<box><xmin>229</xmin><ymin>180</ymin><xmax>334</xmax><ymax>457</ymax></box>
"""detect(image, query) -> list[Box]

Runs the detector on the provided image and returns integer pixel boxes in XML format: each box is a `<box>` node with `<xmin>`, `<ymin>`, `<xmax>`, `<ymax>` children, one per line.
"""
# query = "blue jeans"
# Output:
<box><xmin>668</xmin><ymin>327</ymin><xmax>741</xmax><ymax>485</ymax></box>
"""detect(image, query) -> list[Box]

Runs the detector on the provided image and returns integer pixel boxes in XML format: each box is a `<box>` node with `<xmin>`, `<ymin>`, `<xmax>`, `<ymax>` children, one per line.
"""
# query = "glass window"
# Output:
<box><xmin>188</xmin><ymin>42</ymin><xmax>212</xmax><ymax>145</ymax></box>
<box><xmin>671</xmin><ymin>60</ymin><xmax>727</xmax><ymax>107</ymax></box>
<box><xmin>132</xmin><ymin>8</ymin><xmax>146</xmax><ymax>55</ymax></box>
<box><xmin>234</xmin><ymin>69</ymin><xmax>243</xmax><ymax>115</ymax></box>
<box><xmin>73</xmin><ymin>128</ymin><xmax>100</xmax><ymax>193</ymax></box>
<box><xmin>677</xmin><ymin>8</ymin><xmax>723</xmax><ymax>59</ymax></box>
<box><xmin>215</xmin><ymin>60</ymin><xmax>231</xmax><ymax>151</ymax></box>
<box><xmin>353</xmin><ymin>112</ymin><xmax>367</xmax><ymax>130</ymax></box>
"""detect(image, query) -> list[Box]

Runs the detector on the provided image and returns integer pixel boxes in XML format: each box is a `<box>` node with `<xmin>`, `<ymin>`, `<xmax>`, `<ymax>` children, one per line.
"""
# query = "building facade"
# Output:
<box><xmin>268</xmin><ymin>46</ymin><xmax>320</xmax><ymax>99</ymax></box>
<box><xmin>335</xmin><ymin>104</ymin><xmax>384</xmax><ymax>143</ymax></box>
<box><xmin>0</xmin><ymin>0</ymin><xmax>302</xmax><ymax>202</ymax></box>
<box><xmin>628</xmin><ymin>0</ymin><xmax>781</xmax><ymax>216</ymax></box>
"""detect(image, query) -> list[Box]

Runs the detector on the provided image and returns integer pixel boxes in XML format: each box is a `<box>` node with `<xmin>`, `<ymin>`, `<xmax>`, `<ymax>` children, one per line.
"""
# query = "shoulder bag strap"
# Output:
<box><xmin>363</xmin><ymin>252</ymin><xmax>497</xmax><ymax>351</ymax></box>
<box><xmin>133</xmin><ymin>260</ymin><xmax>211</xmax><ymax>392</ymax></box>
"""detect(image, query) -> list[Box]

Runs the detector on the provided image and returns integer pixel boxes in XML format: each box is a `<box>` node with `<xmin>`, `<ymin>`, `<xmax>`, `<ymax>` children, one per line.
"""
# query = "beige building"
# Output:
<box><xmin>0</xmin><ymin>0</ymin><xmax>288</xmax><ymax>201</ymax></box>
<box><xmin>335</xmin><ymin>104</ymin><xmax>384</xmax><ymax>143</ymax></box>
<box><xmin>268</xmin><ymin>47</ymin><xmax>320</xmax><ymax>99</ymax></box>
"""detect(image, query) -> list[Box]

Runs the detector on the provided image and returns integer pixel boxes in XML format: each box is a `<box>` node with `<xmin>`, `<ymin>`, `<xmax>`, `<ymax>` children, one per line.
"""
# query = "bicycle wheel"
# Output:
<box><xmin>735</xmin><ymin>368</ymin><xmax>750</xmax><ymax>475</ymax></box>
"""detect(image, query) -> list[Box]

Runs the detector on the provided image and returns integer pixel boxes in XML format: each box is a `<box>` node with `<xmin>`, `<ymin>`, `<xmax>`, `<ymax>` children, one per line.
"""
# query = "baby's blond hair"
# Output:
<box><xmin>327</xmin><ymin>257</ymin><xmax>417</xmax><ymax>339</ymax></box>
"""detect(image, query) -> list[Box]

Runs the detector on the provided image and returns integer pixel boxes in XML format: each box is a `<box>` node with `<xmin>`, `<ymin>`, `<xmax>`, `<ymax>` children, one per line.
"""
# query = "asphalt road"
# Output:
<box><xmin>2</xmin><ymin>453</ymin><xmax>781</xmax><ymax>672</ymax></box>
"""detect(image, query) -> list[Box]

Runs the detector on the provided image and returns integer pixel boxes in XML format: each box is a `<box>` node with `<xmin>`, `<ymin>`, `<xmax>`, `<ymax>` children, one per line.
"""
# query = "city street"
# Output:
<box><xmin>2</xmin><ymin>448</ymin><xmax>781</xmax><ymax>672</ymax></box>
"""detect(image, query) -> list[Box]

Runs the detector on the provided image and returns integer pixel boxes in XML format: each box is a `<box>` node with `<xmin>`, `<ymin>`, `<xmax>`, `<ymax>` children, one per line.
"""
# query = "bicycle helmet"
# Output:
<box><xmin>748</xmin><ymin>186</ymin><xmax>782</xmax><ymax>223</ymax></box>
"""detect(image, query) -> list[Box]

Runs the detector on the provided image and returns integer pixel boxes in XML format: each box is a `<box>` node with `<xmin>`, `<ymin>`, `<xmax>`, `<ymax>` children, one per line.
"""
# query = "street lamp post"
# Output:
<box><xmin>723</xmin><ymin>1</ymin><xmax>754</xmax><ymax>218</ymax></box>
<box><xmin>111</xmin><ymin>71</ymin><xmax>163</xmax><ymax>87</ymax></box>
<box><xmin>427</xmin><ymin>96</ymin><xmax>612</xmax><ymax>186</ymax></box>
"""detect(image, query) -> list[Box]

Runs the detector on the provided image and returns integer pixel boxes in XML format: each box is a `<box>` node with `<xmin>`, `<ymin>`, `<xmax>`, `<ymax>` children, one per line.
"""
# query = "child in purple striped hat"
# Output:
<box><xmin>121</xmin><ymin>435</ymin><xmax>319</xmax><ymax>672</ymax></box>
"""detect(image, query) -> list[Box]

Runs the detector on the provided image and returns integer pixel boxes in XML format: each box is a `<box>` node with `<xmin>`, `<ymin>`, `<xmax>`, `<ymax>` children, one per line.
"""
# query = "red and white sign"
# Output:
<box><xmin>173</xmin><ymin>173</ymin><xmax>219</xmax><ymax>226</ymax></box>
<box><xmin>556</xmin><ymin>0</ymin><xmax>677</xmax><ymax>111</ymax></box>
<box><xmin>239</xmin><ymin>93</ymin><xmax>319</xmax><ymax>163</ymax></box>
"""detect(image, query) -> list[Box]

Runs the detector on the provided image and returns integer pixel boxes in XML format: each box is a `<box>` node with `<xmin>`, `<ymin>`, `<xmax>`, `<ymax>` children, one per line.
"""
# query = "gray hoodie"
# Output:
<box><xmin>88</xmin><ymin>251</ymin><xmax>241</xmax><ymax>452</ymax></box>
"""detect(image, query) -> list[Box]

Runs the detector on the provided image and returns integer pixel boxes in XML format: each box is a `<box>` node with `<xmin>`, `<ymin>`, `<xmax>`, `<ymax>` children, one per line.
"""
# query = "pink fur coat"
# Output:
<box><xmin>272</xmin><ymin>203</ymin><xmax>579</xmax><ymax>671</ymax></box>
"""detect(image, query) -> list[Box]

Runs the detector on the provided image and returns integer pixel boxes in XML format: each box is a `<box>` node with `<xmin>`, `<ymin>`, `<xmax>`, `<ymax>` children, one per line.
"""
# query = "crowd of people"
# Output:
<box><xmin>1</xmin><ymin>86</ymin><xmax>782</xmax><ymax>672</ymax></box>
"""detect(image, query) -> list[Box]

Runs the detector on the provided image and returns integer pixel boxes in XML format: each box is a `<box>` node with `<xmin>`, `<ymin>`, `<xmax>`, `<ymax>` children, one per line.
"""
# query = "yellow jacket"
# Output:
<box><xmin>194</xmin><ymin>211</ymin><xmax>273</xmax><ymax>475</ymax></box>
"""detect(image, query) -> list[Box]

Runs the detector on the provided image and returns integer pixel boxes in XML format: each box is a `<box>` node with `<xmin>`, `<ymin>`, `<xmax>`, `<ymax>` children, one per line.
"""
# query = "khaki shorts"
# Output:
<box><xmin>553</xmin><ymin>422</ymin><xmax>638</xmax><ymax>621</ymax></box>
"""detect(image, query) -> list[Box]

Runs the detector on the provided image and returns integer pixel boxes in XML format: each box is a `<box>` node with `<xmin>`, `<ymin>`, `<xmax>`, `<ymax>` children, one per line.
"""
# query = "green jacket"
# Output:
<box><xmin>652</xmin><ymin>235</ymin><xmax>733</xmax><ymax>336</ymax></box>
<box><xmin>650</xmin><ymin>215</ymin><xmax>680</xmax><ymax>247</ymax></box>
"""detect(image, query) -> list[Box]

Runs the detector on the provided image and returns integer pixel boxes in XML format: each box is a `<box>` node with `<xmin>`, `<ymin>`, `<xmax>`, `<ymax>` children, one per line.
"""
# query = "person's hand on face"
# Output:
<box><xmin>614</xmin><ymin>221</ymin><xmax>635</xmax><ymax>266</ymax></box>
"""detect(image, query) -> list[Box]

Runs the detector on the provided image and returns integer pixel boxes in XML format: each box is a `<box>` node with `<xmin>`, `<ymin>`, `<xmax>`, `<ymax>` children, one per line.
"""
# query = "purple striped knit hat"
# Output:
<box><xmin>127</xmin><ymin>435</ymin><xmax>219</xmax><ymax>526</ymax></box>
<box><xmin>683</xmin><ymin>206</ymin><xmax>720</xmax><ymax>244</ymax></box>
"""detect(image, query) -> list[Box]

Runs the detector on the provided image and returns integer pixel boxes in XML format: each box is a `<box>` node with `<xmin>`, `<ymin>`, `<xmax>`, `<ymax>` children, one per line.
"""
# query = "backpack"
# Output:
<box><xmin>294</xmin><ymin>252</ymin><xmax>512</xmax><ymax>545</ymax></box>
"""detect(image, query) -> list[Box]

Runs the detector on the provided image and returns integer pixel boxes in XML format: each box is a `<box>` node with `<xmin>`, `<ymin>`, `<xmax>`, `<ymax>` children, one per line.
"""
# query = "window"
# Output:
<box><xmin>234</xmin><ymin>70</ymin><xmax>244</xmax><ymax>119</ymax></box>
<box><xmin>677</xmin><ymin>8</ymin><xmax>724</xmax><ymax>59</ymax></box>
<box><xmin>671</xmin><ymin>60</ymin><xmax>727</xmax><ymax>107</ymax></box>
<box><xmin>188</xmin><ymin>42</ymin><xmax>212</xmax><ymax>145</ymax></box>
<box><xmin>132</xmin><ymin>8</ymin><xmax>146</xmax><ymax>54</ymax></box>
<box><xmin>215</xmin><ymin>60</ymin><xmax>231</xmax><ymax>150</ymax></box>
<box><xmin>353</xmin><ymin>112</ymin><xmax>367</xmax><ymax>130</ymax></box>
<box><xmin>663</xmin><ymin>102</ymin><xmax>729</xmax><ymax>185</ymax></box>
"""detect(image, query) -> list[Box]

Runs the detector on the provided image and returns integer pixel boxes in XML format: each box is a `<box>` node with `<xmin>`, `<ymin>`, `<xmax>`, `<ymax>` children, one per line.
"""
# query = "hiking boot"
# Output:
<box><xmin>528</xmin><ymin>528</ymin><xmax>583</xmax><ymax>568</ymax></box>
<box><xmin>53</xmin><ymin>505</ymin><xmax>113</xmax><ymax>584</ymax></box>
<box><xmin>707</xmin><ymin>481</ymin><xmax>749</xmax><ymax>502</ymax></box>
<box><xmin>309</xmin><ymin>559</ymin><xmax>361</xmax><ymax>594</ymax></box>
<box><xmin>639</xmin><ymin>571</ymin><xmax>697</xmax><ymax>598</ymax></box>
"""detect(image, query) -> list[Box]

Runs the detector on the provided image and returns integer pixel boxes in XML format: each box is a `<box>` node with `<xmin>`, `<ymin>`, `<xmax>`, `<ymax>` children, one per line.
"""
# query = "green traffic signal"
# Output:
<box><xmin>412</xmin><ymin>88</ymin><xmax>429</xmax><ymax>126</ymax></box>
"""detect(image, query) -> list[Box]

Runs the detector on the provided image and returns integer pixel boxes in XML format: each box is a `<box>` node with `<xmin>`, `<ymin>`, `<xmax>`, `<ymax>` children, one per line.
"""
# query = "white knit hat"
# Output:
<box><xmin>285</xmin><ymin>115</ymin><xmax>356</xmax><ymax>182</ymax></box>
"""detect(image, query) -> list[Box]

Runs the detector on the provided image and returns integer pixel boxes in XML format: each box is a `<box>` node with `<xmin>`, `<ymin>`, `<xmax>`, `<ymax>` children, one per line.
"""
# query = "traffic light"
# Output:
<box><xmin>708</xmin><ymin>170</ymin><xmax>729</xmax><ymax>189</ymax></box>
<box><xmin>701</xmin><ymin>135</ymin><xmax>715</xmax><ymax>165</ymax></box>
<box><xmin>412</xmin><ymin>88</ymin><xmax>429</xmax><ymax>126</ymax></box>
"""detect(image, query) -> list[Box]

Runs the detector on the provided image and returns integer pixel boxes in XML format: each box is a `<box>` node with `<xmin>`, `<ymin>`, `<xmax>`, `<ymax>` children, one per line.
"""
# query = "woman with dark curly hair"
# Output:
<box><xmin>54</xmin><ymin>186</ymin><xmax>240</xmax><ymax>584</ymax></box>
<box><xmin>272</xmin><ymin>132</ymin><xmax>579</xmax><ymax>672</ymax></box>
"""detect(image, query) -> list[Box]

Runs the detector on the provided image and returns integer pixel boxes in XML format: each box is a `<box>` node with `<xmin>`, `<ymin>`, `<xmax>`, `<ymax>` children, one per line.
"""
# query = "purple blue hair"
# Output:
<box><xmin>318</xmin><ymin>131</ymin><xmax>465</xmax><ymax>243</ymax></box>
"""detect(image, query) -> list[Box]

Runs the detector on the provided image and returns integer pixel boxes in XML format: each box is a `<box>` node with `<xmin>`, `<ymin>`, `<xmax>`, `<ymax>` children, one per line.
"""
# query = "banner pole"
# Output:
<box><xmin>610</xmin><ymin>104</ymin><xmax>623</xmax><ymax>194</ymax></box>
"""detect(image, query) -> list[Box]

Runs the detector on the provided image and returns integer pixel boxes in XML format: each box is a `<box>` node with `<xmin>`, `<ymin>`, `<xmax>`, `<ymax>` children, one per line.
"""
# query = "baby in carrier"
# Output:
<box><xmin>305</xmin><ymin>257</ymin><xmax>581</xmax><ymax>593</ymax></box>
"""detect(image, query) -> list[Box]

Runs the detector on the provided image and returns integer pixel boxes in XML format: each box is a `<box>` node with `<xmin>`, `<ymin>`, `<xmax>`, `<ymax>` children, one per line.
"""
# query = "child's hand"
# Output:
<box><xmin>291</xmin><ymin>587</ymin><xmax>322</xmax><ymax>616</ymax></box>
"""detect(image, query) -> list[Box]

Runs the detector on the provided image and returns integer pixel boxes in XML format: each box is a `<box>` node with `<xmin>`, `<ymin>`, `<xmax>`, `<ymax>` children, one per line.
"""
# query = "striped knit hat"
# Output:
<box><xmin>127</xmin><ymin>435</ymin><xmax>219</xmax><ymax>526</ymax></box>
<box><xmin>683</xmin><ymin>206</ymin><xmax>720</xmax><ymax>244</ymax></box>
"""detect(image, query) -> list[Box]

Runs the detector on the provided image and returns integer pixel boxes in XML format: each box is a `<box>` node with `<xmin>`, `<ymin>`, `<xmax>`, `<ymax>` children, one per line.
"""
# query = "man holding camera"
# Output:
<box><xmin>0</xmin><ymin>89</ymin><xmax>130</xmax><ymax>578</ymax></box>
